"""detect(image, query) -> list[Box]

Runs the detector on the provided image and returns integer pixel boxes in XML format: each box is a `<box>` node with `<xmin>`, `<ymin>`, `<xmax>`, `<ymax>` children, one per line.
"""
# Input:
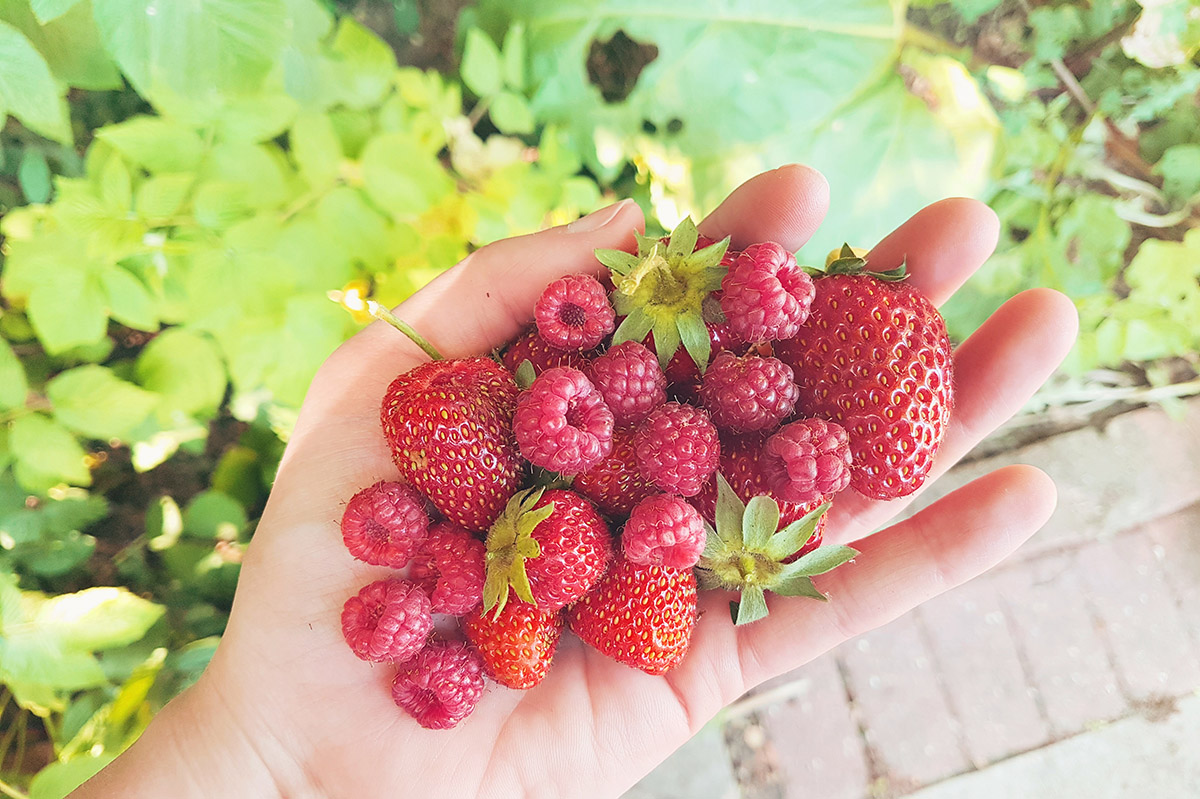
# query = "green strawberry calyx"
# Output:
<box><xmin>483</xmin><ymin>488</ymin><xmax>557</xmax><ymax>618</ymax></box>
<box><xmin>594</xmin><ymin>216</ymin><xmax>730</xmax><ymax>374</ymax></box>
<box><xmin>695</xmin><ymin>474</ymin><xmax>858</xmax><ymax>626</ymax></box>
<box><xmin>802</xmin><ymin>243</ymin><xmax>907</xmax><ymax>283</ymax></box>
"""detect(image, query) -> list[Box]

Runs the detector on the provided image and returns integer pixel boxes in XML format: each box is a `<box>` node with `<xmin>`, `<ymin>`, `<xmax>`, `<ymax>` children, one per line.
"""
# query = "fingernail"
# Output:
<box><xmin>567</xmin><ymin>199</ymin><xmax>634</xmax><ymax>233</ymax></box>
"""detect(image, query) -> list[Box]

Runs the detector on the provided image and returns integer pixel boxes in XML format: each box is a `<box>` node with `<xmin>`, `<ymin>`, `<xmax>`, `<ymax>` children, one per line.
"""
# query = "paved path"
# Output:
<box><xmin>622</xmin><ymin>399</ymin><xmax>1200</xmax><ymax>798</ymax></box>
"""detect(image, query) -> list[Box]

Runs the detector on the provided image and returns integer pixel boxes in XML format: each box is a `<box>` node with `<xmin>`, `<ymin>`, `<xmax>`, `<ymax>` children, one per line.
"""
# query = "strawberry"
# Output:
<box><xmin>483</xmin><ymin>488</ymin><xmax>613</xmax><ymax>614</ymax></box>
<box><xmin>567</xmin><ymin>556</ymin><xmax>698</xmax><ymax>675</ymax></box>
<box><xmin>462</xmin><ymin>600</ymin><xmax>564</xmax><ymax>689</ymax></box>
<box><xmin>381</xmin><ymin>357</ymin><xmax>521</xmax><ymax>531</ymax></box>
<box><xmin>774</xmin><ymin>248</ymin><xmax>953</xmax><ymax>500</ymax></box>
<box><xmin>574</xmin><ymin>425</ymin><xmax>657</xmax><ymax>517</ymax></box>
<box><xmin>501</xmin><ymin>327</ymin><xmax>596</xmax><ymax>376</ymax></box>
<box><xmin>695</xmin><ymin>475</ymin><xmax>856</xmax><ymax>625</ymax></box>
<box><xmin>691</xmin><ymin>433</ymin><xmax>828</xmax><ymax>555</ymax></box>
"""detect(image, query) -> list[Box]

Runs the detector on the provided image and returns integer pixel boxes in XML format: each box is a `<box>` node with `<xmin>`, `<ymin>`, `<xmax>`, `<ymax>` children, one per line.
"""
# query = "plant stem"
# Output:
<box><xmin>0</xmin><ymin>777</ymin><xmax>30</xmax><ymax>799</ymax></box>
<box><xmin>365</xmin><ymin>301</ymin><xmax>445</xmax><ymax>361</ymax></box>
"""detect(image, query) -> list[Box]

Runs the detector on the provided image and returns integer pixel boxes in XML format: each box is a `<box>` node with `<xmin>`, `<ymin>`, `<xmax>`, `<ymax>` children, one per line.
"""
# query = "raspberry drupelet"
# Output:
<box><xmin>699</xmin><ymin>352</ymin><xmax>799</xmax><ymax>433</ymax></box>
<box><xmin>622</xmin><ymin>494</ymin><xmax>707</xmax><ymax>569</ymax></box>
<box><xmin>340</xmin><ymin>481</ymin><xmax>430</xmax><ymax>568</ymax></box>
<box><xmin>761</xmin><ymin>418</ymin><xmax>853</xmax><ymax>505</ymax></box>
<box><xmin>409</xmin><ymin>522</ymin><xmax>487</xmax><ymax>616</ymax></box>
<box><xmin>513</xmin><ymin>366</ymin><xmax>614</xmax><ymax>474</ymax></box>
<box><xmin>391</xmin><ymin>642</ymin><xmax>486</xmax><ymax>729</ymax></box>
<box><xmin>585</xmin><ymin>340</ymin><xmax>667</xmax><ymax>425</ymax></box>
<box><xmin>341</xmin><ymin>579</ymin><xmax>433</xmax><ymax>663</ymax></box>
<box><xmin>634</xmin><ymin>402</ymin><xmax>721</xmax><ymax>497</ymax></box>
<box><xmin>720</xmin><ymin>242</ymin><xmax>815</xmax><ymax>342</ymax></box>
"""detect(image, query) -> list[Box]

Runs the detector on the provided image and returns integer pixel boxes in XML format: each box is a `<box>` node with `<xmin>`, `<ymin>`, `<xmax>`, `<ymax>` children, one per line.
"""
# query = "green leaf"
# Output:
<box><xmin>30</xmin><ymin>755</ymin><xmax>118</xmax><ymax>799</ymax></box>
<box><xmin>782</xmin><ymin>544</ymin><xmax>858</xmax><ymax>577</ymax></box>
<box><xmin>0</xmin><ymin>634</ymin><xmax>106</xmax><ymax>689</ymax></box>
<box><xmin>135</xmin><ymin>173</ymin><xmax>193</xmax><ymax>221</ymax></box>
<box><xmin>676</xmin><ymin>313</ymin><xmax>711</xmax><ymax>375</ymax></box>
<box><xmin>1156</xmin><ymin>143</ymin><xmax>1200</xmax><ymax>202</ymax></box>
<box><xmin>360</xmin><ymin>132</ymin><xmax>454</xmax><ymax>217</ymax></box>
<box><xmin>714</xmin><ymin>473</ymin><xmax>745</xmax><ymax>547</ymax></box>
<box><xmin>18</xmin><ymin>148</ymin><xmax>52</xmax><ymax>203</ymax></box>
<box><xmin>0</xmin><ymin>339</ymin><xmax>29</xmax><ymax>409</ymax></box>
<box><xmin>325</xmin><ymin>16</ymin><xmax>397</xmax><ymax>109</ymax></box>
<box><xmin>461</xmin><ymin>26</ymin><xmax>502</xmax><ymax>97</ymax></box>
<box><xmin>649</xmin><ymin>319</ymin><xmax>680</xmax><ymax>370</ymax></box>
<box><xmin>182</xmin><ymin>490</ymin><xmax>246</xmax><ymax>539</ymax></box>
<box><xmin>764</xmin><ymin>502</ymin><xmax>830</xmax><ymax>560</ymax></box>
<box><xmin>501</xmin><ymin>22</ymin><xmax>526</xmax><ymax>90</ymax></box>
<box><xmin>135</xmin><ymin>329</ymin><xmax>227</xmax><ymax>417</ymax></box>
<box><xmin>41</xmin><ymin>494</ymin><xmax>108</xmax><ymax>535</ymax></box>
<box><xmin>594</xmin><ymin>248</ymin><xmax>639</xmax><ymax>274</ymax></box>
<box><xmin>96</xmin><ymin>117</ymin><xmax>205</xmax><ymax>173</ymax></box>
<box><xmin>490</xmin><ymin>91</ymin><xmax>535</xmax><ymax>134</ymax></box>
<box><xmin>291</xmin><ymin>112</ymin><xmax>342</xmax><ymax>188</ymax></box>
<box><xmin>666</xmin><ymin>217</ymin><xmax>699</xmax><ymax>259</ymax></box>
<box><xmin>47</xmin><ymin>365</ymin><xmax>159</xmax><ymax>440</ymax></box>
<box><xmin>92</xmin><ymin>0</ymin><xmax>289</xmax><ymax>111</ymax></box>
<box><xmin>9</xmin><ymin>414</ymin><xmax>91</xmax><ymax>488</ymax></box>
<box><xmin>99</xmin><ymin>154</ymin><xmax>132</xmax><ymax>211</ymax></box>
<box><xmin>771</xmin><ymin>573</ymin><xmax>826</xmax><ymax>600</ymax></box>
<box><xmin>35</xmin><ymin>586</ymin><xmax>164</xmax><ymax>651</ymax></box>
<box><xmin>31</xmin><ymin>0</ymin><xmax>83</xmax><ymax>23</ymax></box>
<box><xmin>0</xmin><ymin>0</ymin><xmax>123</xmax><ymax>90</ymax></box>
<box><xmin>205</xmin><ymin>141</ymin><xmax>290</xmax><ymax>209</ymax></box>
<box><xmin>0</xmin><ymin>20</ymin><xmax>71</xmax><ymax>142</ymax></box>
<box><xmin>100</xmin><ymin>266</ymin><xmax>158</xmax><ymax>331</ymax></box>
<box><xmin>742</xmin><ymin>495</ymin><xmax>780</xmax><ymax>550</ymax></box>
<box><xmin>26</xmin><ymin>264</ymin><xmax>106</xmax><ymax>357</ymax></box>
<box><xmin>734</xmin><ymin>586</ymin><xmax>769</xmax><ymax>625</ymax></box>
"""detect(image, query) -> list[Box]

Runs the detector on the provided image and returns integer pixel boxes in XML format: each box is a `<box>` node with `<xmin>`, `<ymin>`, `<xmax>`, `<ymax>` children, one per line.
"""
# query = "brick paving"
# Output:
<box><xmin>623</xmin><ymin>400</ymin><xmax>1200</xmax><ymax>799</ymax></box>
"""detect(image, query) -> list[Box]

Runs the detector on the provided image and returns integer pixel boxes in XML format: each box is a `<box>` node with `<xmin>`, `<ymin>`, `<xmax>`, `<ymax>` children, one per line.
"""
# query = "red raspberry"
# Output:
<box><xmin>391</xmin><ymin>641</ymin><xmax>486</xmax><ymax>729</ymax></box>
<box><xmin>340</xmin><ymin>481</ymin><xmax>429</xmax><ymax>568</ymax></box>
<box><xmin>623</xmin><ymin>494</ymin><xmax>707</xmax><ymax>569</ymax></box>
<box><xmin>341</xmin><ymin>579</ymin><xmax>433</xmax><ymax>663</ymax></box>
<box><xmin>699</xmin><ymin>352</ymin><xmax>799</xmax><ymax>433</ymax></box>
<box><xmin>535</xmin><ymin>274</ymin><xmax>615</xmax><ymax>351</ymax></box>
<box><xmin>501</xmin><ymin>327</ymin><xmax>595</xmax><ymax>376</ymax></box>
<box><xmin>574</xmin><ymin>425</ymin><xmax>657</xmax><ymax>517</ymax></box>
<box><xmin>720</xmin><ymin>242</ymin><xmax>815</xmax><ymax>342</ymax></box>
<box><xmin>409</xmin><ymin>522</ymin><xmax>486</xmax><ymax>616</ymax></box>
<box><xmin>585</xmin><ymin>341</ymin><xmax>666</xmax><ymax>425</ymax></box>
<box><xmin>761</xmin><ymin>419</ymin><xmax>853</xmax><ymax>504</ymax></box>
<box><xmin>514</xmin><ymin>367</ymin><xmax>614</xmax><ymax>474</ymax></box>
<box><xmin>634</xmin><ymin>402</ymin><xmax>720</xmax><ymax>497</ymax></box>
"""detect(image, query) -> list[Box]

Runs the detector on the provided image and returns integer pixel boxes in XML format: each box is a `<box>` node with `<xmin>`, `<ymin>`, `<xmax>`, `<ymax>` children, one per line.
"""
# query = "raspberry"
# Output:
<box><xmin>585</xmin><ymin>341</ymin><xmax>667</xmax><ymax>425</ymax></box>
<box><xmin>341</xmin><ymin>579</ymin><xmax>433</xmax><ymax>663</ymax></box>
<box><xmin>501</xmin><ymin>327</ymin><xmax>594</xmax><ymax>376</ymax></box>
<box><xmin>634</xmin><ymin>402</ymin><xmax>720</xmax><ymax>497</ymax></box>
<box><xmin>340</xmin><ymin>481</ymin><xmax>429</xmax><ymax>568</ymax></box>
<box><xmin>699</xmin><ymin>352</ymin><xmax>799</xmax><ymax>433</ymax></box>
<box><xmin>391</xmin><ymin>641</ymin><xmax>486</xmax><ymax>729</ymax></box>
<box><xmin>409</xmin><ymin>522</ymin><xmax>486</xmax><ymax>616</ymax></box>
<box><xmin>574</xmin><ymin>425</ymin><xmax>658</xmax><ymax>517</ymax></box>
<box><xmin>514</xmin><ymin>367</ymin><xmax>614</xmax><ymax>474</ymax></box>
<box><xmin>623</xmin><ymin>494</ymin><xmax>707</xmax><ymax>569</ymax></box>
<box><xmin>761</xmin><ymin>419</ymin><xmax>853</xmax><ymax>504</ymax></box>
<box><xmin>720</xmin><ymin>242</ymin><xmax>815</xmax><ymax>342</ymax></box>
<box><xmin>535</xmin><ymin>274</ymin><xmax>616</xmax><ymax>351</ymax></box>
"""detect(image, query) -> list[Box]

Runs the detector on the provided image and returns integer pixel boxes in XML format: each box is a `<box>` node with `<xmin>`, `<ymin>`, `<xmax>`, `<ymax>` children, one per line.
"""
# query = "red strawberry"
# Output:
<box><xmin>574</xmin><ymin>425</ymin><xmax>657</xmax><ymax>517</ymax></box>
<box><xmin>483</xmin><ymin>488</ymin><xmax>613</xmax><ymax>614</ymax></box>
<box><xmin>501</xmin><ymin>327</ymin><xmax>596</xmax><ymax>376</ymax></box>
<box><xmin>381</xmin><ymin>357</ymin><xmax>521</xmax><ymax>532</ymax></box>
<box><xmin>568</xmin><ymin>556</ymin><xmax>697</xmax><ymax>675</ymax></box>
<box><xmin>774</xmin><ymin>253</ymin><xmax>953</xmax><ymax>500</ymax></box>
<box><xmin>691</xmin><ymin>433</ymin><xmax>827</xmax><ymax>557</ymax></box>
<box><xmin>462</xmin><ymin>600</ymin><xmax>564</xmax><ymax>689</ymax></box>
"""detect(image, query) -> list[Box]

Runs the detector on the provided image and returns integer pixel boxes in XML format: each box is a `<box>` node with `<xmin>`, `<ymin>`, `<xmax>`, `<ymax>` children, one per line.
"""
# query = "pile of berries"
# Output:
<box><xmin>338</xmin><ymin>219</ymin><xmax>954</xmax><ymax>729</ymax></box>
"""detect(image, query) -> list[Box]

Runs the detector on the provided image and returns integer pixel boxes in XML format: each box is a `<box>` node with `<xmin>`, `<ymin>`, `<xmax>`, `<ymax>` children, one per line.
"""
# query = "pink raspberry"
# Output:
<box><xmin>514</xmin><ymin>367</ymin><xmax>614</xmax><ymax>474</ymax></box>
<box><xmin>341</xmin><ymin>579</ymin><xmax>433</xmax><ymax>663</ymax></box>
<box><xmin>501</xmin><ymin>327</ymin><xmax>595</xmax><ymax>376</ymax></box>
<box><xmin>391</xmin><ymin>641</ymin><xmax>486</xmax><ymax>730</ymax></box>
<box><xmin>761</xmin><ymin>419</ymin><xmax>853</xmax><ymax>504</ymax></box>
<box><xmin>699</xmin><ymin>352</ymin><xmax>799</xmax><ymax>433</ymax></box>
<box><xmin>585</xmin><ymin>341</ymin><xmax>667</xmax><ymax>425</ymax></box>
<box><xmin>623</xmin><ymin>494</ymin><xmax>707</xmax><ymax>569</ymax></box>
<box><xmin>634</xmin><ymin>402</ymin><xmax>720</xmax><ymax>497</ymax></box>
<box><xmin>535</xmin><ymin>274</ymin><xmax>615</xmax><ymax>351</ymax></box>
<box><xmin>720</xmin><ymin>242</ymin><xmax>815</xmax><ymax>342</ymax></box>
<box><xmin>409</xmin><ymin>522</ymin><xmax>486</xmax><ymax>616</ymax></box>
<box><xmin>341</xmin><ymin>481</ymin><xmax>430</xmax><ymax>568</ymax></box>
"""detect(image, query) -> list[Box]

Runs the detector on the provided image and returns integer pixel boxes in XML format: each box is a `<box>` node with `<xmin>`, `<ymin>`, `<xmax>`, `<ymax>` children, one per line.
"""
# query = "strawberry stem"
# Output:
<box><xmin>365</xmin><ymin>301</ymin><xmax>445</xmax><ymax>361</ymax></box>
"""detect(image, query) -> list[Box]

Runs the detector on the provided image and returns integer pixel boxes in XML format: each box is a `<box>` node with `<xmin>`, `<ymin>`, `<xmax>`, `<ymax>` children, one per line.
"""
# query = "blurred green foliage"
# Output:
<box><xmin>0</xmin><ymin>0</ymin><xmax>1196</xmax><ymax>793</ymax></box>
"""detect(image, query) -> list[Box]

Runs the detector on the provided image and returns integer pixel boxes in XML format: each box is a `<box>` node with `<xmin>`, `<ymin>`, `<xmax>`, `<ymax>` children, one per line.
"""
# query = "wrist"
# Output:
<box><xmin>70</xmin><ymin>673</ymin><xmax>291</xmax><ymax>799</ymax></box>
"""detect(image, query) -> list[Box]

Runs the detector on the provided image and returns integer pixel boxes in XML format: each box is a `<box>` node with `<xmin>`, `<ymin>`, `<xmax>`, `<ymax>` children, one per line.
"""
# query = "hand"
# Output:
<box><xmin>75</xmin><ymin>166</ymin><xmax>1078</xmax><ymax>799</ymax></box>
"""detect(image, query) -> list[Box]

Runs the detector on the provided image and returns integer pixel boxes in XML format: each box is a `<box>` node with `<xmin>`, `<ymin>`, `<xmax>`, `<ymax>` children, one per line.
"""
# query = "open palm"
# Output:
<box><xmin>77</xmin><ymin>166</ymin><xmax>1078</xmax><ymax>799</ymax></box>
